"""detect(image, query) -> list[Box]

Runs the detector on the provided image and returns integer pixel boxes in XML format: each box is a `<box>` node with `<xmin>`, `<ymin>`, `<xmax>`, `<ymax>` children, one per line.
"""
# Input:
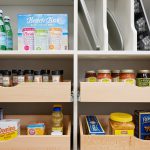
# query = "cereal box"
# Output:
<box><xmin>135</xmin><ymin>110</ymin><xmax>150</xmax><ymax>140</ymax></box>
<box><xmin>18</xmin><ymin>14</ymin><xmax>68</xmax><ymax>50</ymax></box>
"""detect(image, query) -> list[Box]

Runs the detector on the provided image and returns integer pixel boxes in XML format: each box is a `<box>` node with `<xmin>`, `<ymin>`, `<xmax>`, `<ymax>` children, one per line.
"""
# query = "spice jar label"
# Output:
<box><xmin>136</xmin><ymin>78</ymin><xmax>150</xmax><ymax>87</ymax></box>
<box><xmin>120</xmin><ymin>79</ymin><xmax>136</xmax><ymax>85</ymax></box>
<box><xmin>97</xmin><ymin>78</ymin><xmax>111</xmax><ymax>83</ymax></box>
<box><xmin>85</xmin><ymin>77</ymin><xmax>97</xmax><ymax>82</ymax></box>
<box><xmin>114</xmin><ymin>130</ymin><xmax>134</xmax><ymax>135</ymax></box>
<box><xmin>112</xmin><ymin>77</ymin><xmax>119</xmax><ymax>82</ymax></box>
<box><xmin>3</xmin><ymin>77</ymin><xmax>10</xmax><ymax>86</ymax></box>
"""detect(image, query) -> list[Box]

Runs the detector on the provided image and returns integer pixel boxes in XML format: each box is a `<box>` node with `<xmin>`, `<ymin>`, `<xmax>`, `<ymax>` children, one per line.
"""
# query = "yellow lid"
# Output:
<box><xmin>110</xmin><ymin>113</ymin><xmax>132</xmax><ymax>123</ymax></box>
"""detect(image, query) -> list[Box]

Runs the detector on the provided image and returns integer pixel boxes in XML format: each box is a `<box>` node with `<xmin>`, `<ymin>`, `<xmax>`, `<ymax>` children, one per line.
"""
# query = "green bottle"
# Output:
<box><xmin>4</xmin><ymin>16</ymin><xmax>13</xmax><ymax>50</ymax></box>
<box><xmin>0</xmin><ymin>10</ymin><xmax>6</xmax><ymax>50</ymax></box>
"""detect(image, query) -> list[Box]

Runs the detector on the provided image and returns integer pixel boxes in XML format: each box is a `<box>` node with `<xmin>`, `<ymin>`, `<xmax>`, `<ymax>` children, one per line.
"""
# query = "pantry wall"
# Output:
<box><xmin>1</xmin><ymin>0</ymin><xmax>150</xmax><ymax>150</ymax></box>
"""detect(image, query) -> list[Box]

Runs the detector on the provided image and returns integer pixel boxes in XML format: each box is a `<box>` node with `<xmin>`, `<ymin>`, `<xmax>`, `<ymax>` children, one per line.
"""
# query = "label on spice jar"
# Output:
<box><xmin>27</xmin><ymin>76</ymin><xmax>34</xmax><ymax>82</ymax></box>
<box><xmin>52</xmin><ymin>75</ymin><xmax>61</xmax><ymax>82</ymax></box>
<box><xmin>112</xmin><ymin>77</ymin><xmax>119</xmax><ymax>82</ymax></box>
<box><xmin>114</xmin><ymin>130</ymin><xmax>134</xmax><ymax>135</ymax></box>
<box><xmin>85</xmin><ymin>77</ymin><xmax>97</xmax><ymax>82</ymax></box>
<box><xmin>13</xmin><ymin>76</ymin><xmax>18</xmax><ymax>84</ymax></box>
<box><xmin>43</xmin><ymin>76</ymin><xmax>49</xmax><ymax>82</ymax></box>
<box><xmin>97</xmin><ymin>78</ymin><xmax>111</xmax><ymax>83</ymax></box>
<box><xmin>3</xmin><ymin>77</ymin><xmax>10</xmax><ymax>87</ymax></box>
<box><xmin>34</xmin><ymin>76</ymin><xmax>42</xmax><ymax>82</ymax></box>
<box><xmin>120</xmin><ymin>79</ymin><xmax>136</xmax><ymax>85</ymax></box>
<box><xmin>18</xmin><ymin>76</ymin><xmax>25</xmax><ymax>84</ymax></box>
<box><xmin>136</xmin><ymin>78</ymin><xmax>150</xmax><ymax>87</ymax></box>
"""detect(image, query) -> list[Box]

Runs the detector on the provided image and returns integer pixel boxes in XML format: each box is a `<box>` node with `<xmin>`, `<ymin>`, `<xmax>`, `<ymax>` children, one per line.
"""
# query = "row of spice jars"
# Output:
<box><xmin>0</xmin><ymin>69</ymin><xmax>64</xmax><ymax>87</ymax></box>
<box><xmin>85</xmin><ymin>69</ymin><xmax>150</xmax><ymax>87</ymax></box>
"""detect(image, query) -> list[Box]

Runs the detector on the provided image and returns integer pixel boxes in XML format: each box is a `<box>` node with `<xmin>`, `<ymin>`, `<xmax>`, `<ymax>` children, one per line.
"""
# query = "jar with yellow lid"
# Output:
<box><xmin>110</xmin><ymin>112</ymin><xmax>135</xmax><ymax>135</ymax></box>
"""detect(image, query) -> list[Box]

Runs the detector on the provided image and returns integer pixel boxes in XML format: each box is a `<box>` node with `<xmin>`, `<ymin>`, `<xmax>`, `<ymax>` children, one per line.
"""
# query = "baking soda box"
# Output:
<box><xmin>18</xmin><ymin>14</ymin><xmax>68</xmax><ymax>51</ymax></box>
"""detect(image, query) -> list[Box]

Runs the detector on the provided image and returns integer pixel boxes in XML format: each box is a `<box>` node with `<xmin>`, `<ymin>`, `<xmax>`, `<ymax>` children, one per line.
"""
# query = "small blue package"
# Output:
<box><xmin>86</xmin><ymin>116</ymin><xmax>105</xmax><ymax>135</ymax></box>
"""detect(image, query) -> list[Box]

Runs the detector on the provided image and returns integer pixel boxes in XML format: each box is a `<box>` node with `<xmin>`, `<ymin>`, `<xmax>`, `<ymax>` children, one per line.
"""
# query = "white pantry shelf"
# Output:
<box><xmin>78</xmin><ymin>51</ymin><xmax>150</xmax><ymax>59</ymax></box>
<box><xmin>0</xmin><ymin>0</ymin><xmax>73</xmax><ymax>6</ymax></box>
<box><xmin>0</xmin><ymin>50</ymin><xmax>74</xmax><ymax>59</ymax></box>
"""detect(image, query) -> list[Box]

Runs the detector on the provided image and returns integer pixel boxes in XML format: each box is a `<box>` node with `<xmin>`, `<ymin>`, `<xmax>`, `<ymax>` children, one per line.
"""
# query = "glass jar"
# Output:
<box><xmin>41</xmin><ymin>70</ymin><xmax>50</xmax><ymax>82</ymax></box>
<box><xmin>120</xmin><ymin>69</ymin><xmax>136</xmax><ymax>85</ymax></box>
<box><xmin>25</xmin><ymin>70</ymin><xmax>34</xmax><ymax>82</ymax></box>
<box><xmin>0</xmin><ymin>70</ymin><xmax>3</xmax><ymax>86</ymax></box>
<box><xmin>110</xmin><ymin>112</ymin><xmax>135</xmax><ymax>135</ymax></box>
<box><xmin>85</xmin><ymin>71</ymin><xmax>97</xmax><ymax>82</ymax></box>
<box><xmin>34</xmin><ymin>71</ymin><xmax>42</xmax><ymax>82</ymax></box>
<box><xmin>17</xmin><ymin>70</ymin><xmax>25</xmax><ymax>84</ymax></box>
<box><xmin>2</xmin><ymin>70</ymin><xmax>11</xmax><ymax>87</ymax></box>
<box><xmin>52</xmin><ymin>70</ymin><xmax>63</xmax><ymax>82</ymax></box>
<box><xmin>112</xmin><ymin>70</ymin><xmax>120</xmax><ymax>82</ymax></box>
<box><xmin>12</xmin><ymin>70</ymin><xmax>18</xmax><ymax>86</ymax></box>
<box><xmin>136</xmin><ymin>70</ymin><xmax>150</xmax><ymax>87</ymax></box>
<box><xmin>97</xmin><ymin>70</ymin><xmax>112</xmax><ymax>82</ymax></box>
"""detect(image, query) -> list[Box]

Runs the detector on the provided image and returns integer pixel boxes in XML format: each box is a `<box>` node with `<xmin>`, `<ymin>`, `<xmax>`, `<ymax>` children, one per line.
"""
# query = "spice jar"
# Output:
<box><xmin>17</xmin><ymin>70</ymin><xmax>25</xmax><ymax>84</ymax></box>
<box><xmin>85</xmin><ymin>71</ymin><xmax>97</xmax><ymax>82</ymax></box>
<box><xmin>34</xmin><ymin>71</ymin><xmax>42</xmax><ymax>82</ymax></box>
<box><xmin>112</xmin><ymin>70</ymin><xmax>120</xmax><ymax>82</ymax></box>
<box><xmin>0</xmin><ymin>70</ymin><xmax>3</xmax><ymax>86</ymax></box>
<box><xmin>2</xmin><ymin>70</ymin><xmax>11</xmax><ymax>87</ymax></box>
<box><xmin>120</xmin><ymin>69</ymin><xmax>136</xmax><ymax>85</ymax></box>
<box><xmin>12</xmin><ymin>70</ymin><xmax>18</xmax><ymax>86</ymax></box>
<box><xmin>110</xmin><ymin>112</ymin><xmax>135</xmax><ymax>135</ymax></box>
<box><xmin>136</xmin><ymin>70</ymin><xmax>150</xmax><ymax>87</ymax></box>
<box><xmin>41</xmin><ymin>70</ymin><xmax>50</xmax><ymax>82</ymax></box>
<box><xmin>25</xmin><ymin>70</ymin><xmax>34</xmax><ymax>82</ymax></box>
<box><xmin>97</xmin><ymin>70</ymin><xmax>112</xmax><ymax>82</ymax></box>
<box><xmin>52</xmin><ymin>70</ymin><xmax>63</xmax><ymax>82</ymax></box>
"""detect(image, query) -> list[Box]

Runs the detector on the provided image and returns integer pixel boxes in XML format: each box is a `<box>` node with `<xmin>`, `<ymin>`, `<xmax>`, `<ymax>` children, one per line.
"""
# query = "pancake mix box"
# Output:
<box><xmin>0</xmin><ymin>119</ymin><xmax>20</xmax><ymax>141</ymax></box>
<box><xmin>18</xmin><ymin>14</ymin><xmax>68</xmax><ymax>51</ymax></box>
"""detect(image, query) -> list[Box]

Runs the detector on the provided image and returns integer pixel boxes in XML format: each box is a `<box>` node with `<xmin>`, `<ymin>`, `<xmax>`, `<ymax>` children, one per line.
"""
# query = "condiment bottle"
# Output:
<box><xmin>41</xmin><ymin>70</ymin><xmax>50</xmax><ymax>82</ymax></box>
<box><xmin>112</xmin><ymin>70</ymin><xmax>120</xmax><ymax>82</ymax></box>
<box><xmin>25</xmin><ymin>70</ymin><xmax>34</xmax><ymax>82</ymax></box>
<box><xmin>97</xmin><ymin>70</ymin><xmax>112</xmax><ymax>82</ymax></box>
<box><xmin>52</xmin><ymin>70</ymin><xmax>63</xmax><ymax>82</ymax></box>
<box><xmin>120</xmin><ymin>69</ymin><xmax>136</xmax><ymax>85</ymax></box>
<box><xmin>136</xmin><ymin>70</ymin><xmax>150</xmax><ymax>87</ymax></box>
<box><xmin>2</xmin><ymin>70</ymin><xmax>11</xmax><ymax>87</ymax></box>
<box><xmin>17</xmin><ymin>70</ymin><xmax>25</xmax><ymax>84</ymax></box>
<box><xmin>85</xmin><ymin>71</ymin><xmax>97</xmax><ymax>82</ymax></box>
<box><xmin>34</xmin><ymin>71</ymin><xmax>42</xmax><ymax>82</ymax></box>
<box><xmin>0</xmin><ymin>70</ymin><xmax>3</xmax><ymax>86</ymax></box>
<box><xmin>12</xmin><ymin>69</ymin><xmax>18</xmax><ymax>86</ymax></box>
<box><xmin>51</xmin><ymin>105</ymin><xmax>63</xmax><ymax>135</ymax></box>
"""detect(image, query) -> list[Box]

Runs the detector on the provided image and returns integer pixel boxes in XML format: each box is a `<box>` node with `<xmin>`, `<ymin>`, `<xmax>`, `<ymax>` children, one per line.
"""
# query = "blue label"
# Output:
<box><xmin>86</xmin><ymin>116</ymin><xmax>105</xmax><ymax>135</ymax></box>
<box><xmin>0</xmin><ymin>32</ymin><xmax>6</xmax><ymax>46</ymax></box>
<box><xmin>6</xmin><ymin>36</ymin><xmax>13</xmax><ymax>49</ymax></box>
<box><xmin>140</xmin><ymin>113</ymin><xmax>150</xmax><ymax>139</ymax></box>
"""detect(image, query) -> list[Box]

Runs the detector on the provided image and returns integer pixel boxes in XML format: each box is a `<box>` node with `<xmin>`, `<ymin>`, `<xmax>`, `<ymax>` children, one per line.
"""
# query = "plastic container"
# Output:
<box><xmin>110</xmin><ymin>112</ymin><xmax>135</xmax><ymax>135</ymax></box>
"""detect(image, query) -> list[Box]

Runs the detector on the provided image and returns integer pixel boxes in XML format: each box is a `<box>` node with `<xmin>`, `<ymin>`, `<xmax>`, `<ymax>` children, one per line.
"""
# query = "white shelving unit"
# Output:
<box><xmin>0</xmin><ymin>0</ymin><xmax>150</xmax><ymax>150</ymax></box>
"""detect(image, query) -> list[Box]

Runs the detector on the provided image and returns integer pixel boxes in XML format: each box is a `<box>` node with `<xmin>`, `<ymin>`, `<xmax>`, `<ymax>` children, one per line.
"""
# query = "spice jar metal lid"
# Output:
<box><xmin>41</xmin><ymin>70</ymin><xmax>50</xmax><ymax>75</ymax></box>
<box><xmin>12</xmin><ymin>69</ymin><xmax>18</xmax><ymax>74</ymax></box>
<box><xmin>52</xmin><ymin>70</ymin><xmax>63</xmax><ymax>75</ymax></box>
<box><xmin>3</xmin><ymin>70</ymin><xmax>11</xmax><ymax>76</ymax></box>
<box><xmin>112</xmin><ymin>70</ymin><xmax>120</xmax><ymax>74</ymax></box>
<box><xmin>97</xmin><ymin>70</ymin><xmax>111</xmax><ymax>73</ymax></box>
<box><xmin>121</xmin><ymin>69</ymin><xmax>135</xmax><ymax>74</ymax></box>
<box><xmin>110</xmin><ymin>112</ymin><xmax>133</xmax><ymax>123</ymax></box>
<box><xmin>137</xmin><ymin>70</ymin><xmax>150</xmax><ymax>74</ymax></box>
<box><xmin>24</xmin><ymin>70</ymin><xmax>34</xmax><ymax>75</ymax></box>
<box><xmin>34</xmin><ymin>71</ymin><xmax>42</xmax><ymax>75</ymax></box>
<box><xmin>86</xmin><ymin>70</ymin><xmax>96</xmax><ymax>73</ymax></box>
<box><xmin>18</xmin><ymin>70</ymin><xmax>25</xmax><ymax>75</ymax></box>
